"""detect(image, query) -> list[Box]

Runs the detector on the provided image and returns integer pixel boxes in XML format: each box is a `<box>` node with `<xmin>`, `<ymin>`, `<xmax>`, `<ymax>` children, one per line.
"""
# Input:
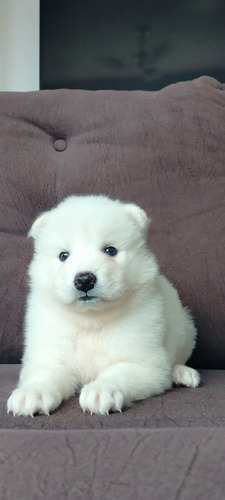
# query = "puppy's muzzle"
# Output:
<box><xmin>74</xmin><ymin>272</ymin><xmax>97</xmax><ymax>293</ymax></box>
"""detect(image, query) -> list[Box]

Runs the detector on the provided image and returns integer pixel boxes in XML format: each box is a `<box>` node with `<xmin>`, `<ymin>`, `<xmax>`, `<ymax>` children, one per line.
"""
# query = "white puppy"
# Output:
<box><xmin>7</xmin><ymin>195</ymin><xmax>200</xmax><ymax>416</ymax></box>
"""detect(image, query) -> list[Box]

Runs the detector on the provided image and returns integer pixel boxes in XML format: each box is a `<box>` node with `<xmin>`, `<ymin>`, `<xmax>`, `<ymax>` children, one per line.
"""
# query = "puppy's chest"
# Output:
<box><xmin>68</xmin><ymin>332</ymin><xmax>114</xmax><ymax>382</ymax></box>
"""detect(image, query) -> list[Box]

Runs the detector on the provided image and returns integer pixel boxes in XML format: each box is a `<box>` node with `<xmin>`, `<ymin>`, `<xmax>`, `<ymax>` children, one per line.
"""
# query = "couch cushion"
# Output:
<box><xmin>0</xmin><ymin>76</ymin><xmax>225</xmax><ymax>366</ymax></box>
<box><xmin>1</xmin><ymin>426</ymin><xmax>225</xmax><ymax>500</ymax></box>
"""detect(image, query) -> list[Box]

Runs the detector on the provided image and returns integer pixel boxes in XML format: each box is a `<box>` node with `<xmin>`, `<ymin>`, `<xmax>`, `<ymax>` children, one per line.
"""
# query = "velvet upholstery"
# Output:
<box><xmin>1</xmin><ymin>76</ymin><xmax>225</xmax><ymax>499</ymax></box>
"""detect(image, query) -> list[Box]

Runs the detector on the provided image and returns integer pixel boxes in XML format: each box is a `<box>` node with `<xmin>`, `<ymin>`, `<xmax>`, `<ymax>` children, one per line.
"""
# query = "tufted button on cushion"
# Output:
<box><xmin>53</xmin><ymin>139</ymin><xmax>67</xmax><ymax>152</ymax></box>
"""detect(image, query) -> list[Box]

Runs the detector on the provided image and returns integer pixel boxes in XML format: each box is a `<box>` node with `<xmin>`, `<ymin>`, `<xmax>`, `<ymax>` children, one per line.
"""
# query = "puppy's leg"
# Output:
<box><xmin>172</xmin><ymin>364</ymin><xmax>200</xmax><ymax>388</ymax></box>
<box><xmin>79</xmin><ymin>354</ymin><xmax>172</xmax><ymax>415</ymax></box>
<box><xmin>7</xmin><ymin>364</ymin><xmax>76</xmax><ymax>416</ymax></box>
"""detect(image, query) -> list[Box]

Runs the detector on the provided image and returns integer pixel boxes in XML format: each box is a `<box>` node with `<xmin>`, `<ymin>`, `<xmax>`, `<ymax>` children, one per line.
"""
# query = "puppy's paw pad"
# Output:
<box><xmin>79</xmin><ymin>383</ymin><xmax>124</xmax><ymax>415</ymax></box>
<box><xmin>7</xmin><ymin>387</ymin><xmax>58</xmax><ymax>417</ymax></box>
<box><xmin>172</xmin><ymin>365</ymin><xmax>200</xmax><ymax>388</ymax></box>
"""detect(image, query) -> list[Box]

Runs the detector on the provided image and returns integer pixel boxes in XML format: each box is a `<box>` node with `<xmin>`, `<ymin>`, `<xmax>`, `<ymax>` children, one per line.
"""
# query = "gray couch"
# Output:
<box><xmin>1</xmin><ymin>76</ymin><xmax>225</xmax><ymax>499</ymax></box>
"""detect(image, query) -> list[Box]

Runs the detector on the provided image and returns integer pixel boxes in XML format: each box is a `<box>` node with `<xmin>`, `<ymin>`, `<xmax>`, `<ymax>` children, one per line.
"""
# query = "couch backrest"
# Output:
<box><xmin>1</xmin><ymin>76</ymin><xmax>225</xmax><ymax>368</ymax></box>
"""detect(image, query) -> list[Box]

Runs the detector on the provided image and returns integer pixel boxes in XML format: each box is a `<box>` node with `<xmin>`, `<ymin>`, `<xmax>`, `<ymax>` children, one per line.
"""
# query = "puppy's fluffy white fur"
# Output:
<box><xmin>7</xmin><ymin>195</ymin><xmax>200</xmax><ymax>416</ymax></box>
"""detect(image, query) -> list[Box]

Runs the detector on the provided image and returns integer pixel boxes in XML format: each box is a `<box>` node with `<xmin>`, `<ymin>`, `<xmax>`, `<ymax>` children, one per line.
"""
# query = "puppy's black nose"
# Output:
<box><xmin>74</xmin><ymin>272</ymin><xmax>97</xmax><ymax>293</ymax></box>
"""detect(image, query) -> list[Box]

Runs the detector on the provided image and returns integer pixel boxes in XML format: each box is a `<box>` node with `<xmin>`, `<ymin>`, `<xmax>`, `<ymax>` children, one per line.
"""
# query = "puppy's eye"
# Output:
<box><xmin>59</xmin><ymin>251</ymin><xmax>69</xmax><ymax>262</ymax></box>
<box><xmin>104</xmin><ymin>246</ymin><xmax>118</xmax><ymax>257</ymax></box>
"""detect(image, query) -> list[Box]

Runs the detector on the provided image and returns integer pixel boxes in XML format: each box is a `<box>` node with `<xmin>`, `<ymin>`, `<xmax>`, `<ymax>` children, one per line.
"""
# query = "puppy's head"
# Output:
<box><xmin>28</xmin><ymin>195</ymin><xmax>158</xmax><ymax>311</ymax></box>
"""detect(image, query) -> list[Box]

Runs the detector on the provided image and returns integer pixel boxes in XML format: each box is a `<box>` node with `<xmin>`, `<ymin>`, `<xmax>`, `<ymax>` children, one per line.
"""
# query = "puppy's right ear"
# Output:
<box><xmin>28</xmin><ymin>212</ymin><xmax>48</xmax><ymax>239</ymax></box>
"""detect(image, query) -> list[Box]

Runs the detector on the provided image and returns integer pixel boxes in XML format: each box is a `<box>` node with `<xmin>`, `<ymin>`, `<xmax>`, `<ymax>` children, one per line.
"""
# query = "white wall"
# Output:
<box><xmin>0</xmin><ymin>0</ymin><xmax>39</xmax><ymax>91</ymax></box>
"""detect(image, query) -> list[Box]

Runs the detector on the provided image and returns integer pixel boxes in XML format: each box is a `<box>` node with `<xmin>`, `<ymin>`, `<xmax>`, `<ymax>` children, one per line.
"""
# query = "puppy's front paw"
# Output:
<box><xmin>79</xmin><ymin>381</ymin><xmax>124</xmax><ymax>415</ymax></box>
<box><xmin>7</xmin><ymin>386</ymin><xmax>61</xmax><ymax>417</ymax></box>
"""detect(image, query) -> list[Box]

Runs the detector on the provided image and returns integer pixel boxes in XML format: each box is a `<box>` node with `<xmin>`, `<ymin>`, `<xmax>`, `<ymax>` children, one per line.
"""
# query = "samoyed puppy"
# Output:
<box><xmin>7</xmin><ymin>195</ymin><xmax>200</xmax><ymax>416</ymax></box>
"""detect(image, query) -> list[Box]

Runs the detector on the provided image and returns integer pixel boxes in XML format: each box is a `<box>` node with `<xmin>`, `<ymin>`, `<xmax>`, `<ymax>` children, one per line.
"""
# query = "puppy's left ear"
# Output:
<box><xmin>123</xmin><ymin>203</ymin><xmax>151</xmax><ymax>235</ymax></box>
<box><xmin>28</xmin><ymin>212</ymin><xmax>49</xmax><ymax>240</ymax></box>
